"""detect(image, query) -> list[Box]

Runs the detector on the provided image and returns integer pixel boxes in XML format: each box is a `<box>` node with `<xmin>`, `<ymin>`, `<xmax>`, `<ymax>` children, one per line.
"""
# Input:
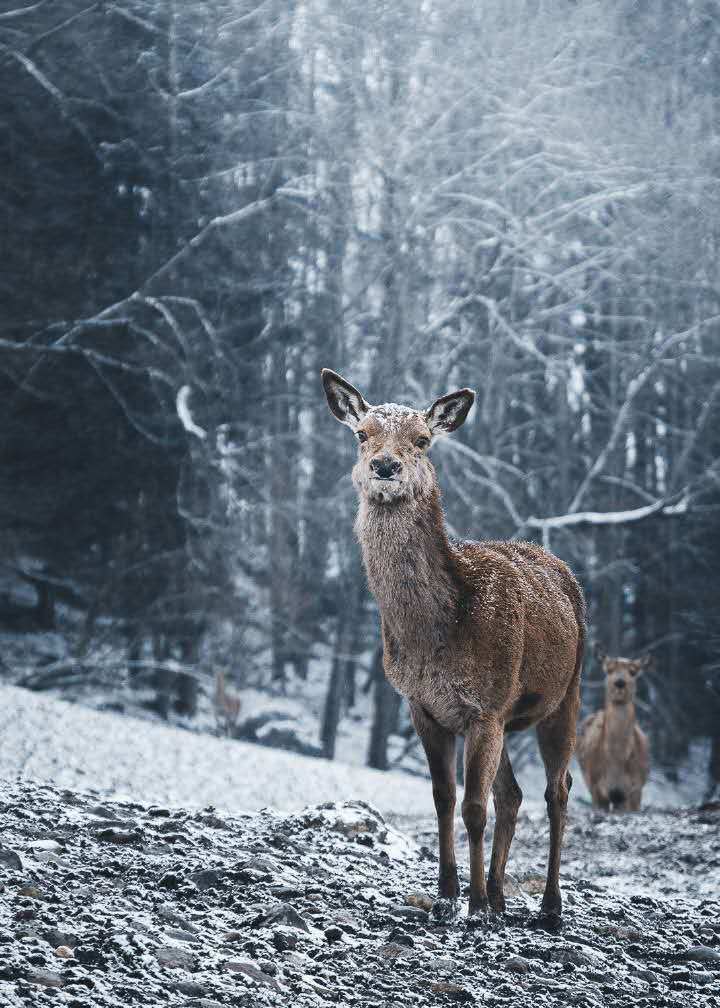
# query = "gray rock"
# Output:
<box><xmin>505</xmin><ymin>956</ymin><xmax>532</xmax><ymax>974</ymax></box>
<box><xmin>380</xmin><ymin>942</ymin><xmax>415</xmax><ymax>960</ymax></box>
<box><xmin>272</xmin><ymin>926</ymin><xmax>299</xmax><ymax>951</ymax></box>
<box><xmin>95</xmin><ymin>826</ymin><xmax>144</xmax><ymax>844</ymax></box>
<box><xmin>27</xmin><ymin>839</ymin><xmax>62</xmax><ymax>852</ymax></box>
<box><xmin>170</xmin><ymin>979</ymin><xmax>206</xmax><ymax>996</ymax></box>
<box><xmin>224</xmin><ymin>958</ymin><xmax>283</xmax><ymax>990</ymax></box>
<box><xmin>164</xmin><ymin>928</ymin><xmax>198</xmax><ymax>943</ymax></box>
<box><xmin>26</xmin><ymin>967</ymin><xmax>64</xmax><ymax>988</ymax></box>
<box><xmin>0</xmin><ymin>846</ymin><xmax>23</xmax><ymax>870</ymax></box>
<box><xmin>250</xmin><ymin>902</ymin><xmax>310</xmax><ymax>932</ymax></box>
<box><xmin>188</xmin><ymin>868</ymin><xmax>226</xmax><ymax>891</ymax></box>
<box><xmin>679</xmin><ymin>946</ymin><xmax>720</xmax><ymax>969</ymax></box>
<box><xmin>404</xmin><ymin>891</ymin><xmax>434</xmax><ymax>911</ymax></box>
<box><xmin>388</xmin><ymin>902</ymin><xmax>428</xmax><ymax>922</ymax></box>
<box><xmin>155</xmin><ymin>945</ymin><xmax>199</xmax><ymax>971</ymax></box>
<box><xmin>429</xmin><ymin>981</ymin><xmax>474</xmax><ymax>1002</ymax></box>
<box><xmin>45</xmin><ymin>927</ymin><xmax>79</xmax><ymax>948</ymax></box>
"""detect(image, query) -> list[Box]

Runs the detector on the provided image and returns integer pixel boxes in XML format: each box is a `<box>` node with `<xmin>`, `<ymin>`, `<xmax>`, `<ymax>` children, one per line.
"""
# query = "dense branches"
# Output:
<box><xmin>0</xmin><ymin>0</ymin><xmax>719</xmax><ymax>769</ymax></box>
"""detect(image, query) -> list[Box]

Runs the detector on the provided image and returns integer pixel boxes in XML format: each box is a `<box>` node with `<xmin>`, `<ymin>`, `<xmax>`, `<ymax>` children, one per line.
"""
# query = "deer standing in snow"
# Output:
<box><xmin>321</xmin><ymin>370</ymin><xmax>585</xmax><ymax>919</ymax></box>
<box><xmin>213</xmin><ymin>669</ymin><xmax>241</xmax><ymax>737</ymax></box>
<box><xmin>577</xmin><ymin>653</ymin><xmax>651</xmax><ymax>812</ymax></box>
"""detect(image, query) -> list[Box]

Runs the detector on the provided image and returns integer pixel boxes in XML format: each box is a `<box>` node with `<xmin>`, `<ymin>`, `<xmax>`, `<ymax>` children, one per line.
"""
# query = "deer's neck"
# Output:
<box><xmin>355</xmin><ymin>489</ymin><xmax>457</xmax><ymax>644</ymax></box>
<box><xmin>604</xmin><ymin>699</ymin><xmax>636</xmax><ymax>757</ymax></box>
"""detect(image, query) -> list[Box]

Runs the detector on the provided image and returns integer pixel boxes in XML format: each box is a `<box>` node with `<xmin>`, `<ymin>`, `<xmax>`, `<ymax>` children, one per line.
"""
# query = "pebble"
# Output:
<box><xmin>94</xmin><ymin>827</ymin><xmax>143</xmax><ymax>844</ymax></box>
<box><xmin>26</xmin><ymin>967</ymin><xmax>64</xmax><ymax>988</ymax></box>
<box><xmin>505</xmin><ymin>955</ymin><xmax>532</xmax><ymax>974</ymax></box>
<box><xmin>250</xmin><ymin>902</ymin><xmax>310</xmax><ymax>932</ymax></box>
<box><xmin>430</xmin><ymin>981</ymin><xmax>474</xmax><ymax>1002</ymax></box>
<box><xmin>154</xmin><ymin>945</ymin><xmax>199</xmax><ymax>970</ymax></box>
<box><xmin>224</xmin><ymin>958</ymin><xmax>282</xmax><ymax>990</ymax></box>
<box><xmin>0</xmin><ymin>847</ymin><xmax>22</xmax><ymax>870</ymax></box>
<box><xmin>271</xmin><ymin>925</ymin><xmax>298</xmax><ymax>951</ymax></box>
<box><xmin>680</xmin><ymin>946</ymin><xmax>720</xmax><ymax>968</ymax></box>
<box><xmin>27</xmin><ymin>839</ymin><xmax>62</xmax><ymax>852</ymax></box>
<box><xmin>404</xmin><ymin>891</ymin><xmax>434</xmax><ymax>911</ymax></box>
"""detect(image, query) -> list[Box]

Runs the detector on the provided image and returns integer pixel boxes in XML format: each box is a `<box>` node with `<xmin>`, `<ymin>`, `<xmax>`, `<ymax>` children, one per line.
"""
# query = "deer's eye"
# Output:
<box><xmin>356</xmin><ymin>430</ymin><xmax>368</xmax><ymax>443</ymax></box>
<box><xmin>415</xmin><ymin>436</ymin><xmax>430</xmax><ymax>450</ymax></box>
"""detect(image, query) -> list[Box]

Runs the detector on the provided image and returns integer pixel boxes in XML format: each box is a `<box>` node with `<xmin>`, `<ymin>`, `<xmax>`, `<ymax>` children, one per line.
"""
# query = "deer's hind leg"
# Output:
<box><xmin>410</xmin><ymin>703</ymin><xmax>460</xmax><ymax>900</ymax></box>
<box><xmin>487</xmin><ymin>743</ymin><xmax>522</xmax><ymax>913</ymax></box>
<box><xmin>535</xmin><ymin>679</ymin><xmax>580</xmax><ymax>919</ymax></box>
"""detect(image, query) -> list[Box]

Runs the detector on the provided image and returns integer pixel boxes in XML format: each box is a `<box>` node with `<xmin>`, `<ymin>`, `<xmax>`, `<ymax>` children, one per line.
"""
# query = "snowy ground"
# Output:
<box><xmin>0</xmin><ymin>684</ymin><xmax>436</xmax><ymax>816</ymax></box>
<box><xmin>0</xmin><ymin>684</ymin><xmax>703</xmax><ymax>820</ymax></box>
<box><xmin>0</xmin><ymin>778</ymin><xmax>718</xmax><ymax>1008</ymax></box>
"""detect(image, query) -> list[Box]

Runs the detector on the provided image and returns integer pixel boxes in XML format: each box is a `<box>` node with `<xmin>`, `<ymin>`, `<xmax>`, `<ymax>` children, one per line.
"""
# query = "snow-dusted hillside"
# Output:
<box><xmin>0</xmin><ymin>684</ymin><xmax>435</xmax><ymax>816</ymax></box>
<box><xmin>0</xmin><ymin>684</ymin><xmax>705</xmax><ymax>818</ymax></box>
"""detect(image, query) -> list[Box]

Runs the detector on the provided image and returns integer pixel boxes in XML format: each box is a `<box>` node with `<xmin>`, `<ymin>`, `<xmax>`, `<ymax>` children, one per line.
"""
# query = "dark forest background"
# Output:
<box><xmin>1</xmin><ymin>0</ymin><xmax>719</xmax><ymax>786</ymax></box>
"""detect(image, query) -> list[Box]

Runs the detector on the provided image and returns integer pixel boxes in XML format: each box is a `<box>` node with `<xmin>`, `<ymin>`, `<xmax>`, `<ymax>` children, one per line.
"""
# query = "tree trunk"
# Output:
<box><xmin>367</xmin><ymin>648</ymin><xmax>402</xmax><ymax>771</ymax></box>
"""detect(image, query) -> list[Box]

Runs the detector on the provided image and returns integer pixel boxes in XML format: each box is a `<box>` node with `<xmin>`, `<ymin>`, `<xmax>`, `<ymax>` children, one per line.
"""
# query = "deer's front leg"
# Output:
<box><xmin>410</xmin><ymin>703</ymin><xmax>459</xmax><ymax>900</ymax></box>
<box><xmin>463</xmin><ymin>719</ymin><xmax>504</xmax><ymax>915</ymax></box>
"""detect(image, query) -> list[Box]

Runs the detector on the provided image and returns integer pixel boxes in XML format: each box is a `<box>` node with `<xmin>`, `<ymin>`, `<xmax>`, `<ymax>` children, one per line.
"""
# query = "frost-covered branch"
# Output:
<box><xmin>176</xmin><ymin>385</ymin><xmax>207</xmax><ymax>441</ymax></box>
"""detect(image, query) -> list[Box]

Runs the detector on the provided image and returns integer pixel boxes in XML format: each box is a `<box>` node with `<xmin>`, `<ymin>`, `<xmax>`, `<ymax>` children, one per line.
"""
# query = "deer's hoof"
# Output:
<box><xmin>430</xmin><ymin>897</ymin><xmax>461</xmax><ymax>924</ymax></box>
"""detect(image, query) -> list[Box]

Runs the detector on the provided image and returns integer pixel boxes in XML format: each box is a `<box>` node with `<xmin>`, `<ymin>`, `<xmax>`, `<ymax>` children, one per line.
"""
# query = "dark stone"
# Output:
<box><xmin>188</xmin><ymin>868</ymin><xmax>227</xmax><ymax>891</ymax></box>
<box><xmin>250</xmin><ymin>903</ymin><xmax>310</xmax><ymax>932</ymax></box>
<box><xmin>0</xmin><ymin>847</ymin><xmax>23</xmax><ymax>871</ymax></box>
<box><xmin>272</xmin><ymin>926</ymin><xmax>299</xmax><ymax>951</ymax></box>
<box><xmin>158</xmin><ymin>872</ymin><xmax>183</xmax><ymax>890</ymax></box>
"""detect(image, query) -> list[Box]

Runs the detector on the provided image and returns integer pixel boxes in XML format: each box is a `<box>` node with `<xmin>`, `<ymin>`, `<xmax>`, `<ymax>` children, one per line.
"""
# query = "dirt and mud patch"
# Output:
<box><xmin>0</xmin><ymin>779</ymin><xmax>718</xmax><ymax>1007</ymax></box>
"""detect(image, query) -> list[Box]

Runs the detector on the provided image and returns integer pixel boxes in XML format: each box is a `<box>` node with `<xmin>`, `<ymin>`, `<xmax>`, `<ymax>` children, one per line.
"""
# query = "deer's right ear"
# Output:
<box><xmin>321</xmin><ymin>369</ymin><xmax>370</xmax><ymax>430</ymax></box>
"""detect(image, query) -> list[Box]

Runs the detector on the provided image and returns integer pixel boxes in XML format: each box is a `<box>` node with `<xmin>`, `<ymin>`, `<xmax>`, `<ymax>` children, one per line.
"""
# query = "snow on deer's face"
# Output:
<box><xmin>602</xmin><ymin>655</ymin><xmax>652</xmax><ymax>705</ymax></box>
<box><xmin>352</xmin><ymin>404</ymin><xmax>435</xmax><ymax>504</ymax></box>
<box><xmin>321</xmin><ymin>369</ymin><xmax>475</xmax><ymax>506</ymax></box>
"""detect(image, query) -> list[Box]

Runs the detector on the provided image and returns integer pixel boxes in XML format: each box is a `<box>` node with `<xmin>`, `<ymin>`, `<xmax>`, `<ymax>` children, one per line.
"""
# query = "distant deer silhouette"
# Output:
<box><xmin>577</xmin><ymin>653</ymin><xmax>651</xmax><ymax>812</ymax></box>
<box><xmin>321</xmin><ymin>369</ymin><xmax>585</xmax><ymax>919</ymax></box>
<box><xmin>213</xmin><ymin>669</ymin><xmax>241</xmax><ymax>737</ymax></box>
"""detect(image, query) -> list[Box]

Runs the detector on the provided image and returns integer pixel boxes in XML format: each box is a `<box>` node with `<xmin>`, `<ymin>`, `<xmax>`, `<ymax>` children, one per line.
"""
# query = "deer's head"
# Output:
<box><xmin>598</xmin><ymin>652</ymin><xmax>653</xmax><ymax>705</ymax></box>
<box><xmin>321</xmin><ymin>369</ymin><xmax>475</xmax><ymax>505</ymax></box>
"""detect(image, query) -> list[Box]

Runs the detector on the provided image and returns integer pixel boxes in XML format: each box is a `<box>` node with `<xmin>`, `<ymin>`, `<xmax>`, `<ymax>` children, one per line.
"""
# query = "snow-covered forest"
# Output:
<box><xmin>1</xmin><ymin>0</ymin><xmax>720</xmax><ymax>786</ymax></box>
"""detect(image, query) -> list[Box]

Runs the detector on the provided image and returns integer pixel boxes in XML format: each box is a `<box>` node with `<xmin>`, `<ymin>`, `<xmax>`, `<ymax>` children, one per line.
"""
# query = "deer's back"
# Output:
<box><xmin>454</xmin><ymin>539</ymin><xmax>582</xmax><ymax>696</ymax></box>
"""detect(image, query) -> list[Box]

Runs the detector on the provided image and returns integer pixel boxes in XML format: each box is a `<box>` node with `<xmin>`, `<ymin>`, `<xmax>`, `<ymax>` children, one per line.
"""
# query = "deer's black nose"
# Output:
<box><xmin>615</xmin><ymin>678</ymin><xmax>626</xmax><ymax>689</ymax></box>
<box><xmin>371</xmin><ymin>455</ymin><xmax>401</xmax><ymax>479</ymax></box>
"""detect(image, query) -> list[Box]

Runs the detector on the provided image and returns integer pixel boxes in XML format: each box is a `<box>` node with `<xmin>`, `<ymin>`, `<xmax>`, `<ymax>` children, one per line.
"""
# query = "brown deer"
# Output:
<box><xmin>321</xmin><ymin>369</ymin><xmax>585</xmax><ymax>920</ymax></box>
<box><xmin>577</xmin><ymin>653</ymin><xmax>651</xmax><ymax>812</ymax></box>
<box><xmin>213</xmin><ymin>669</ymin><xmax>241</xmax><ymax>737</ymax></box>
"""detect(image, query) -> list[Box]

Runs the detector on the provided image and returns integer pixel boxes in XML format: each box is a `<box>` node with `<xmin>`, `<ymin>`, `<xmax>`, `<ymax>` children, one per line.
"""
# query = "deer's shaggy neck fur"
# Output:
<box><xmin>355</xmin><ymin>485</ymin><xmax>457</xmax><ymax>649</ymax></box>
<box><xmin>604</xmin><ymin>694</ymin><xmax>637</xmax><ymax>777</ymax></box>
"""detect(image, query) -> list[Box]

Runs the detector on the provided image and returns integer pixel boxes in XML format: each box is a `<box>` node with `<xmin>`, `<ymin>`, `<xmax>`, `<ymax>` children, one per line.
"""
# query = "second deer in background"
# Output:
<box><xmin>213</xmin><ymin>669</ymin><xmax>241</xmax><ymax>737</ymax></box>
<box><xmin>577</xmin><ymin>653</ymin><xmax>651</xmax><ymax>811</ymax></box>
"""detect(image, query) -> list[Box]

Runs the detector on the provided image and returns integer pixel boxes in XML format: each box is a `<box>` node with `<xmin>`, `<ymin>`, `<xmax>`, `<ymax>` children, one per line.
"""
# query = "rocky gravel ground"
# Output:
<box><xmin>1</xmin><ymin>778</ymin><xmax>719</xmax><ymax>1008</ymax></box>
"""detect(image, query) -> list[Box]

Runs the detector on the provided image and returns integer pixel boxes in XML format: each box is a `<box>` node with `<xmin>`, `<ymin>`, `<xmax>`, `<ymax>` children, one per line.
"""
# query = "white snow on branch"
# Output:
<box><xmin>176</xmin><ymin>386</ymin><xmax>207</xmax><ymax>441</ymax></box>
<box><xmin>526</xmin><ymin>492</ymin><xmax>689</xmax><ymax>532</ymax></box>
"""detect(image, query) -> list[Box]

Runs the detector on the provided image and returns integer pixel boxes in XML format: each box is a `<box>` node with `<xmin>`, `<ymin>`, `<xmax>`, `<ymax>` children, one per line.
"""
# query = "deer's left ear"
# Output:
<box><xmin>426</xmin><ymin>388</ymin><xmax>475</xmax><ymax>436</ymax></box>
